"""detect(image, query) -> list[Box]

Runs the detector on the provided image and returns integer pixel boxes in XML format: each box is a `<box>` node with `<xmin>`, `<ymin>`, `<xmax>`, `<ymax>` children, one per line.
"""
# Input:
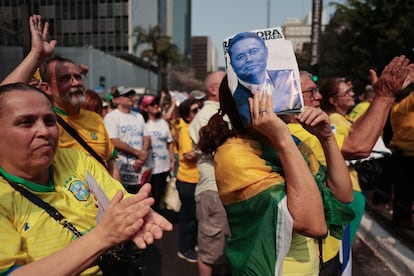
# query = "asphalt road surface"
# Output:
<box><xmin>139</xmin><ymin>209</ymin><xmax>396</xmax><ymax>276</ymax></box>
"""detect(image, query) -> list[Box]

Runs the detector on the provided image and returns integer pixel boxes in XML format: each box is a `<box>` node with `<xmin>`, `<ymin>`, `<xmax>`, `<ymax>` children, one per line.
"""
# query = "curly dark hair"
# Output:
<box><xmin>178</xmin><ymin>97</ymin><xmax>199</xmax><ymax>123</ymax></box>
<box><xmin>198</xmin><ymin>75</ymin><xmax>246</xmax><ymax>154</ymax></box>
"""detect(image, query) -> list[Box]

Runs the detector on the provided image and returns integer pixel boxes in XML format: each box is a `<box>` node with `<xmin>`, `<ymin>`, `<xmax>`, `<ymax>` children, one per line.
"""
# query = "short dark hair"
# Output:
<box><xmin>39</xmin><ymin>55</ymin><xmax>75</xmax><ymax>82</ymax></box>
<box><xmin>227</xmin><ymin>32</ymin><xmax>267</xmax><ymax>58</ymax></box>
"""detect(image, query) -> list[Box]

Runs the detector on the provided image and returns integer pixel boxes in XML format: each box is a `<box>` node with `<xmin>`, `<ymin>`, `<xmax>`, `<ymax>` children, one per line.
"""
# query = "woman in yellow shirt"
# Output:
<box><xmin>176</xmin><ymin>97</ymin><xmax>201</xmax><ymax>263</ymax></box>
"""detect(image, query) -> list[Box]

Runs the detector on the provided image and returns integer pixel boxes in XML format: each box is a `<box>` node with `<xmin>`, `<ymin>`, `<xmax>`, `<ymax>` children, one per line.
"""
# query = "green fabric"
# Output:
<box><xmin>261</xmin><ymin>137</ymin><xmax>355</xmax><ymax>240</ymax></box>
<box><xmin>221</xmin><ymin>135</ymin><xmax>355</xmax><ymax>275</ymax></box>
<box><xmin>348</xmin><ymin>191</ymin><xmax>366</xmax><ymax>243</ymax></box>
<box><xmin>225</xmin><ymin>185</ymin><xmax>288</xmax><ymax>275</ymax></box>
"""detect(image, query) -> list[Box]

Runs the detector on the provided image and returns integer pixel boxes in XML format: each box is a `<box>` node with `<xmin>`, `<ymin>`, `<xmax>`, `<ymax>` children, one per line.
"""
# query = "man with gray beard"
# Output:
<box><xmin>36</xmin><ymin>55</ymin><xmax>121</xmax><ymax>180</ymax></box>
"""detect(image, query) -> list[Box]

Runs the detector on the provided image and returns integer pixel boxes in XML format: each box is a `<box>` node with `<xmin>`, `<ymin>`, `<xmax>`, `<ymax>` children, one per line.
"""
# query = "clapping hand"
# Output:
<box><xmin>370</xmin><ymin>55</ymin><xmax>411</xmax><ymax>98</ymax></box>
<box><xmin>95</xmin><ymin>184</ymin><xmax>172</xmax><ymax>250</ymax></box>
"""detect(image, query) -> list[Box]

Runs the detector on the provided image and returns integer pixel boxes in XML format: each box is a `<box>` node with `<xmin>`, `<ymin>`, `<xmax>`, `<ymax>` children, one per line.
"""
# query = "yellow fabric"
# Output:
<box><xmin>287</xmin><ymin>124</ymin><xmax>341</xmax><ymax>262</ymax></box>
<box><xmin>32</xmin><ymin>68</ymin><xmax>41</xmax><ymax>81</ymax></box>
<box><xmin>346</xmin><ymin>101</ymin><xmax>370</xmax><ymax>123</ymax></box>
<box><xmin>329</xmin><ymin>113</ymin><xmax>361</xmax><ymax>192</ymax></box>
<box><xmin>0</xmin><ymin>148</ymin><xmax>130</xmax><ymax>275</ymax></box>
<box><xmin>287</xmin><ymin>122</ymin><xmax>358</xmax><ymax>262</ymax></box>
<box><xmin>54</xmin><ymin>107</ymin><xmax>117</xmax><ymax>165</ymax></box>
<box><xmin>214</xmin><ymin>136</ymin><xmax>320</xmax><ymax>274</ymax></box>
<box><xmin>214</xmin><ymin>137</ymin><xmax>286</xmax><ymax>205</ymax></box>
<box><xmin>176</xmin><ymin>122</ymin><xmax>199</xmax><ymax>183</ymax></box>
<box><xmin>170</xmin><ymin>118</ymin><xmax>186</xmax><ymax>154</ymax></box>
<box><xmin>283</xmin><ymin>235</ymin><xmax>319</xmax><ymax>275</ymax></box>
<box><xmin>390</xmin><ymin>93</ymin><xmax>414</xmax><ymax>156</ymax></box>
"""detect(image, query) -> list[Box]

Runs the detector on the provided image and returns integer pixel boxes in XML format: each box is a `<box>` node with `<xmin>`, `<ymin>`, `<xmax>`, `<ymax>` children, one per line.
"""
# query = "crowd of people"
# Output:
<box><xmin>1</xmin><ymin>13</ymin><xmax>414</xmax><ymax>276</ymax></box>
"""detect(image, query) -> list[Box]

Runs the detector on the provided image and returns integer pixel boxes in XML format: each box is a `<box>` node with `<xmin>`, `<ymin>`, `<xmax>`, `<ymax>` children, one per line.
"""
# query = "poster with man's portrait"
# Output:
<box><xmin>223</xmin><ymin>27</ymin><xmax>303</xmax><ymax>127</ymax></box>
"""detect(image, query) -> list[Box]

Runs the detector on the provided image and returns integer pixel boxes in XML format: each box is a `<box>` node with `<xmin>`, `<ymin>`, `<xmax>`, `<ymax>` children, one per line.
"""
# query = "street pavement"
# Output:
<box><xmin>140</xmin><ymin>209</ymin><xmax>198</xmax><ymax>276</ymax></box>
<box><xmin>357</xmin><ymin>211</ymin><xmax>414</xmax><ymax>276</ymax></box>
<box><xmin>138</xmin><ymin>209</ymin><xmax>414</xmax><ymax>276</ymax></box>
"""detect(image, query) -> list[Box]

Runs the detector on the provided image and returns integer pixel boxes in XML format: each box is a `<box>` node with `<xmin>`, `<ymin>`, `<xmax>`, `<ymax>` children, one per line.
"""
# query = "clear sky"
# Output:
<box><xmin>191</xmin><ymin>0</ymin><xmax>342</xmax><ymax>67</ymax></box>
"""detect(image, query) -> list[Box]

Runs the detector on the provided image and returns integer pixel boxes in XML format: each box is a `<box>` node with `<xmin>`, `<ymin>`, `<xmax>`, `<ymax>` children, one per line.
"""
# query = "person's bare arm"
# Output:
<box><xmin>168</xmin><ymin>142</ymin><xmax>175</xmax><ymax>172</ymax></box>
<box><xmin>11</xmin><ymin>184</ymin><xmax>172</xmax><ymax>275</ymax></box>
<box><xmin>1</xmin><ymin>15</ymin><xmax>56</xmax><ymax>85</ymax></box>
<box><xmin>107</xmin><ymin>159</ymin><xmax>121</xmax><ymax>181</ymax></box>
<box><xmin>162</xmin><ymin>97</ymin><xmax>177</xmax><ymax>121</ymax></box>
<box><xmin>110</xmin><ymin>138</ymin><xmax>147</xmax><ymax>160</ymax></box>
<box><xmin>250</xmin><ymin>92</ymin><xmax>326</xmax><ymax>238</ymax></box>
<box><xmin>342</xmin><ymin>55</ymin><xmax>411</xmax><ymax>159</ymax></box>
<box><xmin>298</xmin><ymin>106</ymin><xmax>353</xmax><ymax>203</ymax></box>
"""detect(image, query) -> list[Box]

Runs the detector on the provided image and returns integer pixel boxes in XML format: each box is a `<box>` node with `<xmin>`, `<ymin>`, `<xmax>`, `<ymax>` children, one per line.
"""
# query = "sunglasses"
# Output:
<box><xmin>191</xmin><ymin>107</ymin><xmax>200</xmax><ymax>114</ymax></box>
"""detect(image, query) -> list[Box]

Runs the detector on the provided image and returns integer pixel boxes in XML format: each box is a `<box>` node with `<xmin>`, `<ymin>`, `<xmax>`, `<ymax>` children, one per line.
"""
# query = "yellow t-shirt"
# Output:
<box><xmin>287</xmin><ymin>123</ymin><xmax>340</xmax><ymax>263</ymax></box>
<box><xmin>390</xmin><ymin>93</ymin><xmax>414</xmax><ymax>156</ymax></box>
<box><xmin>170</xmin><ymin>117</ymin><xmax>186</xmax><ymax>155</ymax></box>
<box><xmin>54</xmin><ymin>107</ymin><xmax>117</xmax><ymax>165</ymax></box>
<box><xmin>214</xmin><ymin>136</ymin><xmax>322</xmax><ymax>275</ymax></box>
<box><xmin>328</xmin><ymin>113</ymin><xmax>361</xmax><ymax>192</ymax></box>
<box><xmin>0</xmin><ymin>148</ymin><xmax>129</xmax><ymax>275</ymax></box>
<box><xmin>287</xmin><ymin>122</ymin><xmax>357</xmax><ymax>262</ymax></box>
<box><xmin>346</xmin><ymin>101</ymin><xmax>370</xmax><ymax>123</ymax></box>
<box><xmin>176</xmin><ymin>122</ymin><xmax>199</xmax><ymax>183</ymax></box>
<box><xmin>283</xmin><ymin>235</ymin><xmax>319</xmax><ymax>275</ymax></box>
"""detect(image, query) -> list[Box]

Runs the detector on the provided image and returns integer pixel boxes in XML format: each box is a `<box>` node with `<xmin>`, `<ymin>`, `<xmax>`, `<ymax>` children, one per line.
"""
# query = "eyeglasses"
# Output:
<box><xmin>191</xmin><ymin>107</ymin><xmax>200</xmax><ymax>114</ymax></box>
<box><xmin>302</xmin><ymin>86</ymin><xmax>319</xmax><ymax>99</ymax></box>
<box><xmin>336</xmin><ymin>87</ymin><xmax>354</xmax><ymax>97</ymax></box>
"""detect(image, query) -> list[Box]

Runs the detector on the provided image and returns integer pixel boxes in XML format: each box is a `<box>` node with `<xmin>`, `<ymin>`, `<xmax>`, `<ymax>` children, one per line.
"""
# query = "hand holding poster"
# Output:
<box><xmin>223</xmin><ymin>27</ymin><xmax>303</xmax><ymax>127</ymax></box>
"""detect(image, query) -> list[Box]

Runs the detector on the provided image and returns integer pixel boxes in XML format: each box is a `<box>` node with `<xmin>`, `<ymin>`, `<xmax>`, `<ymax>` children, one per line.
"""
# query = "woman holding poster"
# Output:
<box><xmin>198</xmin><ymin>77</ymin><xmax>354</xmax><ymax>275</ymax></box>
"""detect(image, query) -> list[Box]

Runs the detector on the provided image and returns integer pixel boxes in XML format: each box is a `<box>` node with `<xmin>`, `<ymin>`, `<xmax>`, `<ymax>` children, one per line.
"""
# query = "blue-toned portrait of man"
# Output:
<box><xmin>227</xmin><ymin>31</ymin><xmax>301</xmax><ymax>126</ymax></box>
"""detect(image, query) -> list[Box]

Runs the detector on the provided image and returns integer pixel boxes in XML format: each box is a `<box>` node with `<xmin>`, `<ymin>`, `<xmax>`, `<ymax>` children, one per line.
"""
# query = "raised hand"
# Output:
<box><xmin>297</xmin><ymin>106</ymin><xmax>333</xmax><ymax>140</ymax></box>
<box><xmin>29</xmin><ymin>14</ymin><xmax>57</xmax><ymax>60</ymax></box>
<box><xmin>373</xmin><ymin>55</ymin><xmax>411</xmax><ymax>98</ymax></box>
<box><xmin>248</xmin><ymin>91</ymin><xmax>291</xmax><ymax>147</ymax></box>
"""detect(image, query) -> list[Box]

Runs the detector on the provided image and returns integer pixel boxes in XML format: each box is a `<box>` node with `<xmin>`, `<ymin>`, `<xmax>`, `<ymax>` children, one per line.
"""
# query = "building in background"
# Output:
<box><xmin>0</xmin><ymin>0</ymin><xmax>192</xmax><ymax>91</ymax></box>
<box><xmin>282</xmin><ymin>10</ymin><xmax>328</xmax><ymax>54</ymax></box>
<box><xmin>191</xmin><ymin>36</ymin><xmax>218</xmax><ymax>81</ymax></box>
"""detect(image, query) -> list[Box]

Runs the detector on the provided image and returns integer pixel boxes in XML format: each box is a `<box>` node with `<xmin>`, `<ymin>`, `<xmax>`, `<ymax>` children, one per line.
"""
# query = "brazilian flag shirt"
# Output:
<box><xmin>214</xmin><ymin>136</ymin><xmax>354</xmax><ymax>275</ymax></box>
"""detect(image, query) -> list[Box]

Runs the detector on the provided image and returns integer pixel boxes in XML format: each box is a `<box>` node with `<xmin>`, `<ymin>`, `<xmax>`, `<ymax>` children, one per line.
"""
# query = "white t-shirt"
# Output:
<box><xmin>145</xmin><ymin>118</ymin><xmax>173</xmax><ymax>174</ymax></box>
<box><xmin>188</xmin><ymin>100</ymin><xmax>220</xmax><ymax>195</ymax></box>
<box><xmin>104</xmin><ymin>109</ymin><xmax>152</xmax><ymax>186</ymax></box>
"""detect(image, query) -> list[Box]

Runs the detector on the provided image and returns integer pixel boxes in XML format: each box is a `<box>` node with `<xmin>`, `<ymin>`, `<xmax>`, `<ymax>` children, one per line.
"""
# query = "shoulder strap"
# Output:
<box><xmin>56</xmin><ymin>114</ymin><xmax>107</xmax><ymax>168</ymax></box>
<box><xmin>7</xmin><ymin>179</ymin><xmax>82</xmax><ymax>238</ymax></box>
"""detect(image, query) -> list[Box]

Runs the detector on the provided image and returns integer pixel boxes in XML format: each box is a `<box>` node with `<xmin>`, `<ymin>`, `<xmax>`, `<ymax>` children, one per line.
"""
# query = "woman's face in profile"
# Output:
<box><xmin>230</xmin><ymin>38</ymin><xmax>268</xmax><ymax>82</ymax></box>
<box><xmin>332</xmin><ymin>82</ymin><xmax>355</xmax><ymax>113</ymax></box>
<box><xmin>0</xmin><ymin>90</ymin><xmax>58</xmax><ymax>172</ymax></box>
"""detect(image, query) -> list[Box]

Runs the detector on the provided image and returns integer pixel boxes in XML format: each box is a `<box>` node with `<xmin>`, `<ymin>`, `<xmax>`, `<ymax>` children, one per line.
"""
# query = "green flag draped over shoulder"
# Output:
<box><xmin>214</xmin><ymin>136</ymin><xmax>355</xmax><ymax>275</ymax></box>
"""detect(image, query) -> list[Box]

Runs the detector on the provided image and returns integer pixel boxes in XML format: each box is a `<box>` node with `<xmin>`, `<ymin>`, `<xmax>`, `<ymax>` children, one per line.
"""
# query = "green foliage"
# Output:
<box><xmin>319</xmin><ymin>0</ymin><xmax>414</xmax><ymax>92</ymax></box>
<box><xmin>132</xmin><ymin>25</ymin><xmax>188</xmax><ymax>90</ymax></box>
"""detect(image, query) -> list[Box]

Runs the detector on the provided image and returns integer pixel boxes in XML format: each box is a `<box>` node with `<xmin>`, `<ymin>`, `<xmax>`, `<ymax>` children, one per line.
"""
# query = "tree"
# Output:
<box><xmin>319</xmin><ymin>0</ymin><xmax>414</xmax><ymax>91</ymax></box>
<box><xmin>132</xmin><ymin>25</ymin><xmax>187</xmax><ymax>91</ymax></box>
